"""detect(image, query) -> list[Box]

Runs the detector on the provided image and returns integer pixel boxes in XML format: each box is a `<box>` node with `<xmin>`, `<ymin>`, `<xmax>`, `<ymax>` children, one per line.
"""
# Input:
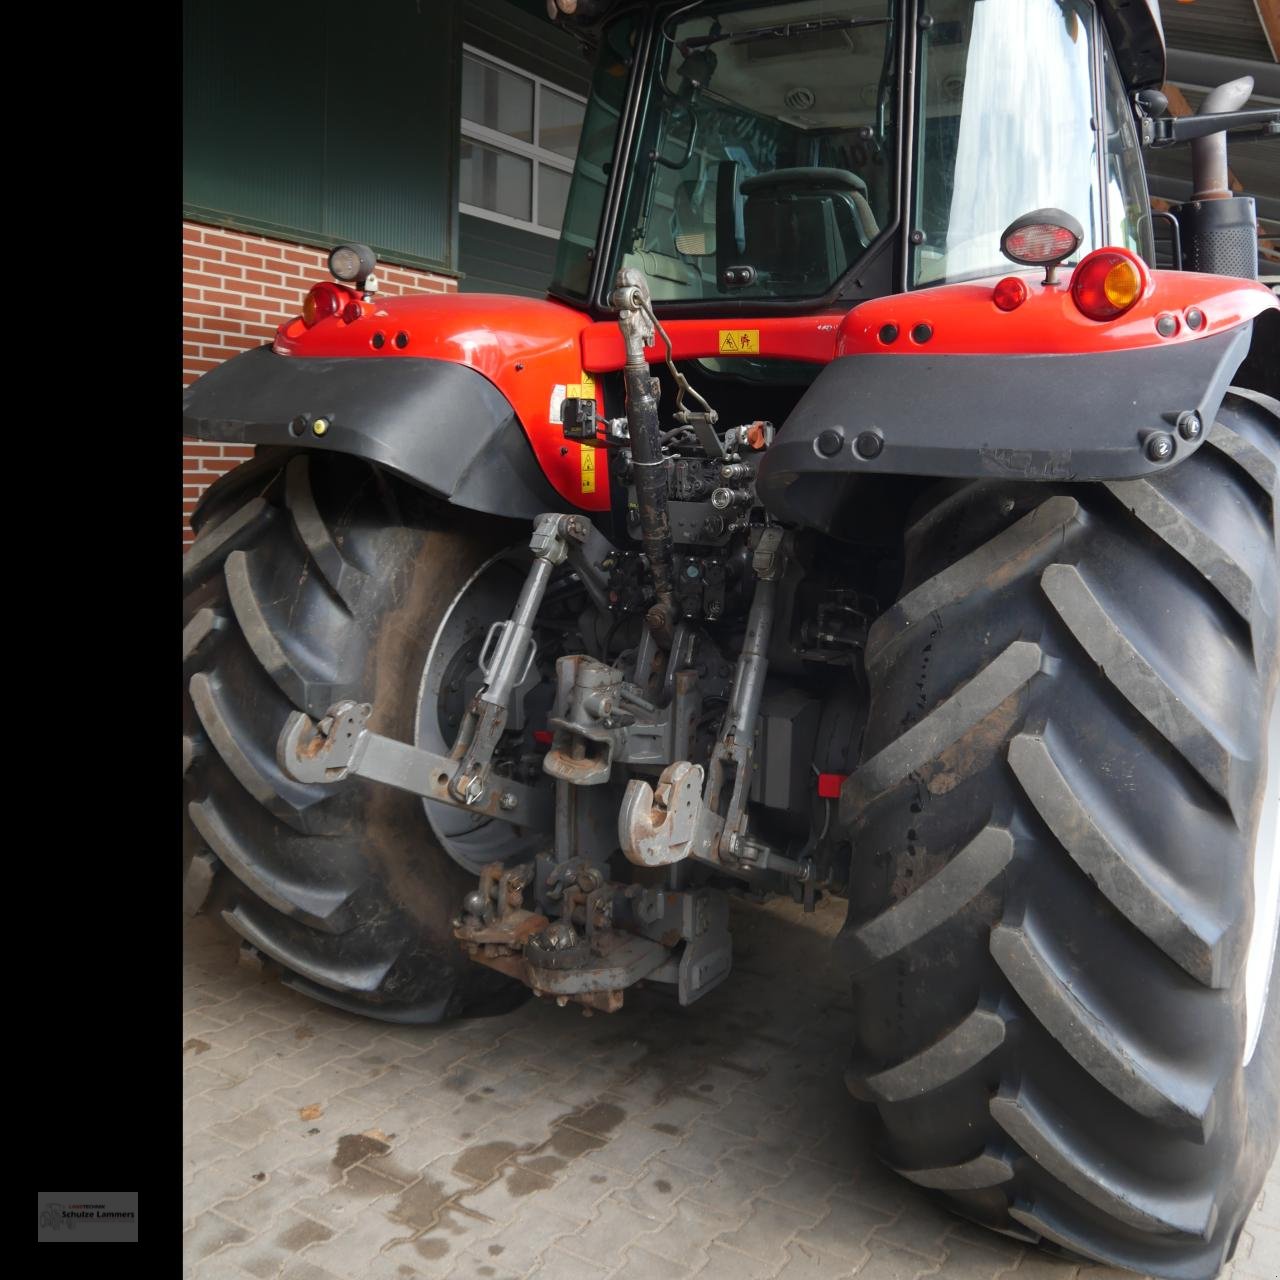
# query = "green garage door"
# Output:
<box><xmin>184</xmin><ymin>0</ymin><xmax>461</xmax><ymax>275</ymax></box>
<box><xmin>458</xmin><ymin>0</ymin><xmax>591</xmax><ymax>297</ymax></box>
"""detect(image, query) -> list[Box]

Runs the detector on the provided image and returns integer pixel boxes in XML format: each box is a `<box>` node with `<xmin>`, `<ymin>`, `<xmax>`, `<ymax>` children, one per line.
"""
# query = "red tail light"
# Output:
<box><xmin>1070</xmin><ymin>249</ymin><xmax>1148</xmax><ymax>322</ymax></box>
<box><xmin>992</xmin><ymin>277</ymin><xmax>1029</xmax><ymax>312</ymax></box>
<box><xmin>302</xmin><ymin>282</ymin><xmax>344</xmax><ymax>328</ymax></box>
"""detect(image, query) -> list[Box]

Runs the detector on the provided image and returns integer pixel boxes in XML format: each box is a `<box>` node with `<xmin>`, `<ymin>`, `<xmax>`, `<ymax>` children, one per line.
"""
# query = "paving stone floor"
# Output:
<box><xmin>183</xmin><ymin>894</ymin><xmax>1280</xmax><ymax>1280</ymax></box>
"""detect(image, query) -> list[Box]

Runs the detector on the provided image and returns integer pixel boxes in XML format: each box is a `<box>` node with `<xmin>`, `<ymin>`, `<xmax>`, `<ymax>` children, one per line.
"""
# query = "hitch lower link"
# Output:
<box><xmin>278</xmin><ymin>506</ymin><xmax>815</xmax><ymax>1013</ymax></box>
<box><xmin>278</xmin><ymin>511</ymin><xmax>608</xmax><ymax>826</ymax></box>
<box><xmin>618</xmin><ymin>527</ymin><xmax>816</xmax><ymax>886</ymax></box>
<box><xmin>278</xmin><ymin>699</ymin><xmax>550</xmax><ymax>826</ymax></box>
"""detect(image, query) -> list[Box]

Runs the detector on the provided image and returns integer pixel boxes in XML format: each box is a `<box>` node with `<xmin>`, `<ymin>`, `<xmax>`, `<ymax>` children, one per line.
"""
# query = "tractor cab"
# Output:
<box><xmin>549</xmin><ymin>0</ymin><xmax>1157</xmax><ymax>315</ymax></box>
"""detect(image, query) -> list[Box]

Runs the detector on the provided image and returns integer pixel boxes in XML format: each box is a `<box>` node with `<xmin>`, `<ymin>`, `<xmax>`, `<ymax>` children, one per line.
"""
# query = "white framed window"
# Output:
<box><xmin>460</xmin><ymin>45</ymin><xmax>586</xmax><ymax>239</ymax></box>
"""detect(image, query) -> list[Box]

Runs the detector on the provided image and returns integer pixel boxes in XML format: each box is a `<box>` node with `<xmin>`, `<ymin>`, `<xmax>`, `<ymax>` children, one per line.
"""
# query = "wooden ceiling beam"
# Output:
<box><xmin>1252</xmin><ymin>0</ymin><xmax>1279</xmax><ymax>63</ymax></box>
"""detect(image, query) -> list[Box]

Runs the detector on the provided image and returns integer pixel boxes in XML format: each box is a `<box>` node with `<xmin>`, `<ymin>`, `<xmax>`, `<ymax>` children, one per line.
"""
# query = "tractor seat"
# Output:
<box><xmin>734</xmin><ymin>167</ymin><xmax>881</xmax><ymax>289</ymax></box>
<box><xmin>740</xmin><ymin>167</ymin><xmax>880</xmax><ymax>241</ymax></box>
<box><xmin>741</xmin><ymin>166</ymin><xmax>868</xmax><ymax>195</ymax></box>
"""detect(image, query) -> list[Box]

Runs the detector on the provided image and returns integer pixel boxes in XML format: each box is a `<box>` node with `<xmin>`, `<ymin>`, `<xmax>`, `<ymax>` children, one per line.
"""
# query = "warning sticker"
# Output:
<box><xmin>580</xmin><ymin>444</ymin><xmax>596</xmax><ymax>494</ymax></box>
<box><xmin>718</xmin><ymin>329</ymin><xmax>760</xmax><ymax>355</ymax></box>
<box><xmin>551</xmin><ymin>374</ymin><xmax>597</xmax><ymax>428</ymax></box>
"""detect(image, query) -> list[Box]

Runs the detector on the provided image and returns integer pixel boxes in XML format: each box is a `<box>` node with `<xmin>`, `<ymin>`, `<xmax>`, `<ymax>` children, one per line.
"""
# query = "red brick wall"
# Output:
<box><xmin>182</xmin><ymin>222</ymin><xmax>457</xmax><ymax>548</ymax></box>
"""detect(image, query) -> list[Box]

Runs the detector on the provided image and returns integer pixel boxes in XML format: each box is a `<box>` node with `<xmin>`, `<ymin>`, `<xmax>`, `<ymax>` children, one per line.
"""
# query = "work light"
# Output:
<box><xmin>328</xmin><ymin>243</ymin><xmax>377</xmax><ymax>289</ymax></box>
<box><xmin>999</xmin><ymin>209</ymin><xmax>1083</xmax><ymax>284</ymax></box>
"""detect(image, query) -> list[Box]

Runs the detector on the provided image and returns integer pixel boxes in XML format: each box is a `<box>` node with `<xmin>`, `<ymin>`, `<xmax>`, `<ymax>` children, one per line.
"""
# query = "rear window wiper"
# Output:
<box><xmin>680</xmin><ymin>15</ymin><xmax>889</xmax><ymax>52</ymax></box>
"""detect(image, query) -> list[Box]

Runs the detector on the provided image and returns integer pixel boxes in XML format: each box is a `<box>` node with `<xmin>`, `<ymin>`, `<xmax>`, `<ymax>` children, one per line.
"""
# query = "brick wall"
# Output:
<box><xmin>182</xmin><ymin>222</ymin><xmax>457</xmax><ymax>548</ymax></box>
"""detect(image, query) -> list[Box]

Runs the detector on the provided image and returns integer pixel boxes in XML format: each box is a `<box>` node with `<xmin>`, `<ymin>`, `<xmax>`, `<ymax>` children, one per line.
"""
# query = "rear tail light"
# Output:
<box><xmin>302</xmin><ymin>282</ymin><xmax>344</xmax><ymax>328</ymax></box>
<box><xmin>1070</xmin><ymin>249</ymin><xmax>1147</xmax><ymax>322</ymax></box>
<box><xmin>992</xmin><ymin>276</ymin><xmax>1029</xmax><ymax>312</ymax></box>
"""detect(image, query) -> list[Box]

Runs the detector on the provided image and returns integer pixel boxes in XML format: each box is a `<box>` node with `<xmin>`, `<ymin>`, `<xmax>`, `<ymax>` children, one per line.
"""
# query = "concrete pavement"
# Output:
<box><xmin>183</xmin><ymin>893</ymin><xmax>1280</xmax><ymax>1280</ymax></box>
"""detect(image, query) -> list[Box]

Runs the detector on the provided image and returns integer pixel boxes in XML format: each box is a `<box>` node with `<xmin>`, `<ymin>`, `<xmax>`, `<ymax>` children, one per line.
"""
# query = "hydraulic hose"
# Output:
<box><xmin>611</xmin><ymin>267</ymin><xmax>677</xmax><ymax>647</ymax></box>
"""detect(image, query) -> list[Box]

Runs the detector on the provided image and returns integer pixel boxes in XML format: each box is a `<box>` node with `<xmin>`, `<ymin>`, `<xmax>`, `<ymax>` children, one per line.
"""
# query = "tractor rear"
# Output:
<box><xmin>182</xmin><ymin>2</ymin><xmax>1280</xmax><ymax>1275</ymax></box>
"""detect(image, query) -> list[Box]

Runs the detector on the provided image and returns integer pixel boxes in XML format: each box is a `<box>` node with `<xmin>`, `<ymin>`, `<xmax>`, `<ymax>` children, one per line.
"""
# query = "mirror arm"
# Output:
<box><xmin>1140</xmin><ymin>107</ymin><xmax>1280</xmax><ymax>148</ymax></box>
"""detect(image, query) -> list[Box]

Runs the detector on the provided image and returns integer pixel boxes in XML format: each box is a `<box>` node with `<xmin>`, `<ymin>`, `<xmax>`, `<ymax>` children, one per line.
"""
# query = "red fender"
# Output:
<box><xmin>273</xmin><ymin>264</ymin><xmax>1275</xmax><ymax>511</ymax></box>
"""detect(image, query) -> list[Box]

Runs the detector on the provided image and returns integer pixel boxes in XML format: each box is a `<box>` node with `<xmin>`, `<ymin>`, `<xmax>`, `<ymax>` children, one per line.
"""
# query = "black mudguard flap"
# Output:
<box><xmin>183</xmin><ymin>345</ymin><xmax>561</xmax><ymax>521</ymax></box>
<box><xmin>757</xmin><ymin>324</ymin><xmax>1252</xmax><ymax>530</ymax></box>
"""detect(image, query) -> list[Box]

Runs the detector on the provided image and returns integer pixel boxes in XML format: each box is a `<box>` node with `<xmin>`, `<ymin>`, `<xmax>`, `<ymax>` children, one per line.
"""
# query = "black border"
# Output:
<box><xmin>33</xmin><ymin>7</ymin><xmax>176</xmax><ymax>1268</ymax></box>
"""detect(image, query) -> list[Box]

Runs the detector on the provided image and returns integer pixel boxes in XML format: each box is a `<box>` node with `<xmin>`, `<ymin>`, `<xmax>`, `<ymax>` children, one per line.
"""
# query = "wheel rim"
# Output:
<box><xmin>414</xmin><ymin>546</ymin><xmax>556</xmax><ymax>875</ymax></box>
<box><xmin>1245</xmin><ymin>682</ymin><xmax>1280</xmax><ymax>1066</ymax></box>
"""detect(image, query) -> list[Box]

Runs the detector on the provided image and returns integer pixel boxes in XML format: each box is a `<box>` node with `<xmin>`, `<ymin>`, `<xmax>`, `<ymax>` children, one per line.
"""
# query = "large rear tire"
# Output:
<box><xmin>841</xmin><ymin>390</ymin><xmax>1280</xmax><ymax>1279</ymax></box>
<box><xmin>182</xmin><ymin>448</ymin><xmax>532</xmax><ymax>1022</ymax></box>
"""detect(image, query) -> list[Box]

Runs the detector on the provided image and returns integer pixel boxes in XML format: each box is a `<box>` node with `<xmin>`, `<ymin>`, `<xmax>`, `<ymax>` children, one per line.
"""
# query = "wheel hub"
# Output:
<box><xmin>414</xmin><ymin>548</ymin><xmax>558</xmax><ymax>874</ymax></box>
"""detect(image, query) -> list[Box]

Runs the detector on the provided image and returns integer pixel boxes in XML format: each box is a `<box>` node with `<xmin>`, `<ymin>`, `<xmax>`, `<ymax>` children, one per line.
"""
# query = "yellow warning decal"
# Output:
<box><xmin>567</xmin><ymin>371</ymin><xmax>597</xmax><ymax>399</ymax></box>
<box><xmin>580</xmin><ymin>444</ymin><xmax>597</xmax><ymax>494</ymax></box>
<box><xmin>718</xmin><ymin>329</ymin><xmax>759</xmax><ymax>355</ymax></box>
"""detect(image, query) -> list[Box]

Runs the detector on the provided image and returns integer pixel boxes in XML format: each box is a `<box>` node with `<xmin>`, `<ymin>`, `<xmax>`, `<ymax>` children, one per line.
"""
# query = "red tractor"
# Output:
<box><xmin>183</xmin><ymin>2</ymin><xmax>1280</xmax><ymax>1275</ymax></box>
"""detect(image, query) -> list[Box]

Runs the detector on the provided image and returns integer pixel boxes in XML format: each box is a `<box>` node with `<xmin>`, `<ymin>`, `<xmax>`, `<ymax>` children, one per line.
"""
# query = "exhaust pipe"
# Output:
<box><xmin>1177</xmin><ymin>76</ymin><xmax>1259</xmax><ymax>279</ymax></box>
<box><xmin>1191</xmin><ymin>75</ymin><xmax>1254</xmax><ymax>201</ymax></box>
